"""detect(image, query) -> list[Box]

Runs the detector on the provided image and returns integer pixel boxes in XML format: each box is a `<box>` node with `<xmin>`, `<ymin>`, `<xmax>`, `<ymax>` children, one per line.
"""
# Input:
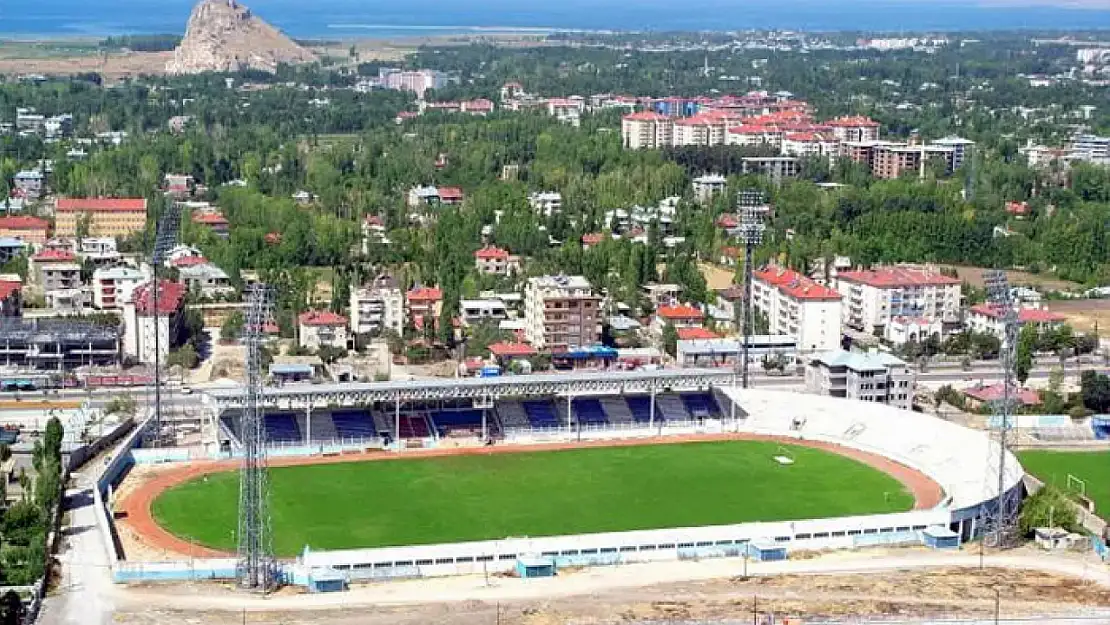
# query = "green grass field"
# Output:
<box><xmin>1018</xmin><ymin>450</ymin><xmax>1110</xmax><ymax>520</ymax></box>
<box><xmin>153</xmin><ymin>441</ymin><xmax>914</xmax><ymax>556</ymax></box>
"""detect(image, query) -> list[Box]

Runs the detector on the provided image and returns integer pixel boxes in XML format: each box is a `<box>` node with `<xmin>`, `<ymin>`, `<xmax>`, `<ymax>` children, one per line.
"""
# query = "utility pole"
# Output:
<box><xmin>737</xmin><ymin>190</ymin><xmax>767</xmax><ymax>390</ymax></box>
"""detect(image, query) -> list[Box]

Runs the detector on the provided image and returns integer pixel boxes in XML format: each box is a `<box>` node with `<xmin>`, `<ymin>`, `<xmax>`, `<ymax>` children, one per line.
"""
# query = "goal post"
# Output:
<box><xmin>1067</xmin><ymin>474</ymin><xmax>1086</xmax><ymax>497</ymax></box>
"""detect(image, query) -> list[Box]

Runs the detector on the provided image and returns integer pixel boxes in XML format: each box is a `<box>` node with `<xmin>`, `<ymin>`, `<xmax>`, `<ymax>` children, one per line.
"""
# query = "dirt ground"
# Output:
<box><xmin>700</xmin><ymin>262</ymin><xmax>737</xmax><ymax>291</ymax></box>
<box><xmin>108</xmin><ymin>564</ymin><xmax>1110</xmax><ymax>625</ymax></box>
<box><xmin>1045</xmin><ymin>299</ymin><xmax>1110</xmax><ymax>334</ymax></box>
<box><xmin>950</xmin><ymin>265</ymin><xmax>1083</xmax><ymax>293</ymax></box>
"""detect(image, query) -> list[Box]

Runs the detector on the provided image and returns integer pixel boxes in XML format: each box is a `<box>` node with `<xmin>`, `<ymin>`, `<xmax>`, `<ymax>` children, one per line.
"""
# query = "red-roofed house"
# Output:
<box><xmin>963</xmin><ymin>383</ymin><xmax>1041</xmax><ymax>409</ymax></box>
<box><xmin>192</xmin><ymin>211</ymin><xmax>230</xmax><ymax>238</ymax></box>
<box><xmin>298</xmin><ymin>310</ymin><xmax>350</xmax><ymax>350</ymax></box>
<box><xmin>835</xmin><ymin>265</ymin><xmax>962</xmax><ymax>334</ymax></box>
<box><xmin>967</xmin><ymin>304</ymin><xmax>1066</xmax><ymax>341</ymax></box>
<box><xmin>488</xmin><ymin>341</ymin><xmax>537</xmax><ymax>365</ymax></box>
<box><xmin>29</xmin><ymin>248</ymin><xmax>80</xmax><ymax>293</ymax></box>
<box><xmin>0</xmin><ymin>216</ymin><xmax>50</xmax><ymax>247</ymax></box>
<box><xmin>622</xmin><ymin>111</ymin><xmax>674</xmax><ymax>149</ymax></box>
<box><xmin>123</xmin><ymin>279</ymin><xmax>187</xmax><ymax>365</ymax></box>
<box><xmin>0</xmin><ymin>279</ymin><xmax>21</xmax><ymax>317</ymax></box>
<box><xmin>754</xmin><ymin>265</ymin><xmax>843</xmax><ymax>352</ymax></box>
<box><xmin>653</xmin><ymin>304</ymin><xmax>706</xmax><ymax>340</ymax></box>
<box><xmin>55</xmin><ymin>197</ymin><xmax>147</xmax><ymax>238</ymax></box>
<box><xmin>406</xmin><ymin>286</ymin><xmax>443</xmax><ymax>327</ymax></box>
<box><xmin>1005</xmin><ymin>201</ymin><xmax>1030</xmax><ymax>218</ymax></box>
<box><xmin>677</xmin><ymin>326</ymin><xmax>719</xmax><ymax>341</ymax></box>
<box><xmin>581</xmin><ymin>233</ymin><xmax>607</xmax><ymax>249</ymax></box>
<box><xmin>437</xmin><ymin>186</ymin><xmax>465</xmax><ymax>205</ymax></box>
<box><xmin>474</xmin><ymin>245</ymin><xmax>518</xmax><ymax>276</ymax></box>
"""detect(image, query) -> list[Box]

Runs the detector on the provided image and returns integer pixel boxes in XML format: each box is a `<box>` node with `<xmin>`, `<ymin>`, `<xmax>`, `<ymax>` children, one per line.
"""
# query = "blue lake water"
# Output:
<box><xmin>2</xmin><ymin>0</ymin><xmax>1110</xmax><ymax>37</ymax></box>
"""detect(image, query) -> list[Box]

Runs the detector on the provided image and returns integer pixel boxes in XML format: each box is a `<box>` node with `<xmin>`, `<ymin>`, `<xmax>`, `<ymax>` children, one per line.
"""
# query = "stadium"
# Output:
<box><xmin>96</xmin><ymin>369</ymin><xmax>1024</xmax><ymax>586</ymax></box>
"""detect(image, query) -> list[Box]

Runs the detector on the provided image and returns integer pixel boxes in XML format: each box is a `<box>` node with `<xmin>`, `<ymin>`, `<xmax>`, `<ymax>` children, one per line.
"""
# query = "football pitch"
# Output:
<box><xmin>152</xmin><ymin>440</ymin><xmax>914</xmax><ymax>556</ymax></box>
<box><xmin>1017</xmin><ymin>450</ymin><xmax>1110</xmax><ymax>520</ymax></box>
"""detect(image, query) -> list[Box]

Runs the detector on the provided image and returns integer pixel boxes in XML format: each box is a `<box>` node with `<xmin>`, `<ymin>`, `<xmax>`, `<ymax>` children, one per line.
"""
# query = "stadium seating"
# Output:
<box><xmin>522</xmin><ymin>400</ymin><xmax>561</xmax><ymax>428</ymax></box>
<box><xmin>399</xmin><ymin>414</ymin><xmax>431</xmax><ymax>439</ymax></box>
<box><xmin>219</xmin><ymin>415</ymin><xmax>241</xmax><ymax>446</ymax></box>
<box><xmin>431</xmin><ymin>409</ymin><xmax>491</xmax><ymax>436</ymax></box>
<box><xmin>307</xmin><ymin>413</ymin><xmax>338</xmax><ymax>442</ymax></box>
<box><xmin>1093</xmin><ymin>419</ymin><xmax>1110</xmax><ymax>440</ymax></box>
<box><xmin>263</xmin><ymin>413</ymin><xmax>301</xmax><ymax>444</ymax></box>
<box><xmin>572</xmin><ymin>398</ymin><xmax>609</xmax><ymax>426</ymax></box>
<box><xmin>496</xmin><ymin>400</ymin><xmax>531</xmax><ymax>429</ymax></box>
<box><xmin>331</xmin><ymin>411</ymin><xmax>377</xmax><ymax>439</ymax></box>
<box><xmin>657</xmin><ymin>395</ymin><xmax>690</xmax><ymax>421</ymax></box>
<box><xmin>600</xmin><ymin>397</ymin><xmax>634</xmax><ymax>424</ymax></box>
<box><xmin>681</xmin><ymin>393</ymin><xmax>720</xmax><ymax>419</ymax></box>
<box><xmin>626</xmin><ymin>396</ymin><xmax>655</xmax><ymax>423</ymax></box>
<box><xmin>371</xmin><ymin>410</ymin><xmax>392</xmax><ymax>434</ymax></box>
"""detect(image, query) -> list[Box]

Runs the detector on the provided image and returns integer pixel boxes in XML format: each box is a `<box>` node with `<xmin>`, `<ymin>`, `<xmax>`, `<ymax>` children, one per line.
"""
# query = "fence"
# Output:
<box><xmin>112</xmin><ymin>559</ymin><xmax>238</xmax><ymax>583</ymax></box>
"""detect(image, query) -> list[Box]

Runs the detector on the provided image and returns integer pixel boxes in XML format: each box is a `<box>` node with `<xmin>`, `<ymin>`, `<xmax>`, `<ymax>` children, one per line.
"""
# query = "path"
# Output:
<box><xmin>118</xmin><ymin>433</ymin><xmax>943</xmax><ymax>559</ymax></box>
<box><xmin>38</xmin><ymin>471</ymin><xmax>116</xmax><ymax>625</ymax></box>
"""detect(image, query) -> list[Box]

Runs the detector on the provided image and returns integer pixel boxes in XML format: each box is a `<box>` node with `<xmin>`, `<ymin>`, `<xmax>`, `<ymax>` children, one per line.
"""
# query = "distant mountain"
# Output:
<box><xmin>166</xmin><ymin>0</ymin><xmax>315</xmax><ymax>75</ymax></box>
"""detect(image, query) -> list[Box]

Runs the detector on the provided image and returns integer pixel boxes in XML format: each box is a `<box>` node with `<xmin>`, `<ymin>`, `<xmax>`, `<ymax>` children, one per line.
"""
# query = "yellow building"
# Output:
<box><xmin>54</xmin><ymin>197</ymin><xmax>148</xmax><ymax>238</ymax></box>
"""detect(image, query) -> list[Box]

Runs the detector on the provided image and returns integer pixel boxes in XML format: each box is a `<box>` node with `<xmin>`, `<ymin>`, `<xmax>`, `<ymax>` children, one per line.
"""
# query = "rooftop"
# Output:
<box><xmin>755</xmin><ymin>266</ymin><xmax>842</xmax><ymax>301</ymax></box>
<box><xmin>474</xmin><ymin>245</ymin><xmax>510</xmax><ymax>260</ymax></box>
<box><xmin>56</xmin><ymin>197</ymin><xmax>147</xmax><ymax>213</ymax></box>
<box><xmin>299</xmin><ymin>310</ymin><xmax>348</xmax><ymax>327</ymax></box>
<box><xmin>488</xmin><ymin>342</ymin><xmax>537</xmax><ymax>358</ymax></box>
<box><xmin>963</xmin><ymin>383</ymin><xmax>1041</xmax><ymax>406</ymax></box>
<box><xmin>132</xmin><ymin>279</ymin><xmax>186</xmax><ymax>315</ymax></box>
<box><xmin>811</xmin><ymin>349</ymin><xmax>906</xmax><ymax>371</ymax></box>
<box><xmin>0</xmin><ymin>216</ymin><xmax>49</xmax><ymax>231</ymax></box>
<box><xmin>969</xmin><ymin>304</ymin><xmax>1066</xmax><ymax>324</ymax></box>
<box><xmin>677</xmin><ymin>326</ymin><xmax>719</xmax><ymax>340</ymax></box>
<box><xmin>657</xmin><ymin>304</ymin><xmax>705</xmax><ymax>320</ymax></box>
<box><xmin>0</xmin><ymin>280</ymin><xmax>20</xmax><ymax>300</ymax></box>
<box><xmin>530</xmin><ymin>275</ymin><xmax>593</xmax><ymax>291</ymax></box>
<box><xmin>32</xmin><ymin>249</ymin><xmax>76</xmax><ymax>262</ymax></box>
<box><xmin>828</xmin><ymin>115</ymin><xmax>880</xmax><ymax>128</ymax></box>
<box><xmin>836</xmin><ymin>266</ymin><xmax>960</xmax><ymax>288</ymax></box>
<box><xmin>623</xmin><ymin>111</ymin><xmax>669</xmax><ymax>122</ymax></box>
<box><xmin>192</xmin><ymin>212</ymin><xmax>229</xmax><ymax>225</ymax></box>
<box><xmin>407</xmin><ymin>286</ymin><xmax>443</xmax><ymax>302</ymax></box>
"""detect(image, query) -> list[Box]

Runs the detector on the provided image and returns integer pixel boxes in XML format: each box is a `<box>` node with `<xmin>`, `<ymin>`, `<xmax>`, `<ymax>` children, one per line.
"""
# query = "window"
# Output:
<box><xmin>498</xmin><ymin>554</ymin><xmax>517</xmax><ymax>561</ymax></box>
<box><xmin>477</xmin><ymin>555</ymin><xmax>494</xmax><ymax>562</ymax></box>
<box><xmin>456</xmin><ymin>556</ymin><xmax>474</xmax><ymax>563</ymax></box>
<box><xmin>415</xmin><ymin>559</ymin><xmax>433</xmax><ymax>566</ymax></box>
<box><xmin>560</xmin><ymin>550</ymin><xmax>578</xmax><ymax>556</ymax></box>
<box><xmin>619</xmin><ymin>546</ymin><xmax>637</xmax><ymax>553</ymax></box>
<box><xmin>795</xmin><ymin>533</ymin><xmax>812</xmax><ymax>540</ymax></box>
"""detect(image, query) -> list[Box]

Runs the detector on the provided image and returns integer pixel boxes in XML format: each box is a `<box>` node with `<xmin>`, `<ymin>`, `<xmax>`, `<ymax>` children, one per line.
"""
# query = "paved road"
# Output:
<box><xmin>38</xmin><ymin>472</ymin><xmax>116</xmax><ymax>625</ymax></box>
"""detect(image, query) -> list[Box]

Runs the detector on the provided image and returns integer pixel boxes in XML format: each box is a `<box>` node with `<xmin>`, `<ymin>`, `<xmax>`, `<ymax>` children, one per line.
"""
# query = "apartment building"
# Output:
<box><xmin>966</xmin><ymin>304</ymin><xmax>1066</xmax><ymax>341</ymax></box>
<box><xmin>528</xmin><ymin>192</ymin><xmax>563</xmax><ymax>216</ymax></box>
<box><xmin>835</xmin><ymin>266</ymin><xmax>962</xmax><ymax>335</ymax></box>
<box><xmin>55</xmin><ymin>197</ymin><xmax>147</xmax><ymax>238</ymax></box>
<box><xmin>692</xmin><ymin>174</ymin><xmax>728</xmax><ymax>203</ymax></box>
<box><xmin>621</xmin><ymin>112</ymin><xmax>673</xmax><ymax>150</ymax></box>
<box><xmin>805</xmin><ymin>350</ymin><xmax>912</xmax><ymax>410</ymax></box>
<box><xmin>13</xmin><ymin>170</ymin><xmax>44</xmax><ymax>200</ymax></box>
<box><xmin>872</xmin><ymin>145</ymin><xmax>925</xmax><ymax>179</ymax></box>
<box><xmin>523</xmin><ymin>275</ymin><xmax>601</xmax><ymax>350</ymax></box>
<box><xmin>0</xmin><ymin>216</ymin><xmax>49</xmax><ymax>247</ymax></box>
<box><xmin>0</xmin><ymin>279</ymin><xmax>20</xmax><ymax>317</ymax></box>
<box><xmin>0</xmin><ymin>318</ymin><xmax>121</xmax><ymax>371</ymax></box>
<box><xmin>92</xmin><ymin>265</ymin><xmax>146</xmax><ymax>310</ymax></box>
<box><xmin>474</xmin><ymin>245</ymin><xmax>518</xmax><ymax>276</ymax></box>
<box><xmin>931</xmin><ymin>136</ymin><xmax>975</xmax><ymax>171</ymax></box>
<box><xmin>753</xmin><ymin>266</ymin><xmax>843</xmax><ymax>353</ymax></box>
<box><xmin>673</xmin><ymin>115</ymin><xmax>728</xmax><ymax>146</ymax></box>
<box><xmin>0</xmin><ymin>238</ymin><xmax>25</xmax><ymax>265</ymax></box>
<box><xmin>178</xmin><ymin>262</ymin><xmax>235</xmax><ymax>298</ymax></box>
<box><xmin>122</xmin><ymin>279</ymin><xmax>187</xmax><ymax>366</ymax></box>
<box><xmin>298</xmin><ymin>310</ymin><xmax>349</xmax><ymax>351</ymax></box>
<box><xmin>781</xmin><ymin>132</ymin><xmax>841</xmax><ymax>158</ymax></box>
<box><xmin>192</xmin><ymin>211</ymin><xmax>230</xmax><ymax>239</ymax></box>
<box><xmin>406</xmin><ymin>286</ymin><xmax>443</xmax><ymax>328</ymax></box>
<box><xmin>460</xmin><ymin>299</ymin><xmax>509</xmax><ymax>327</ymax></box>
<box><xmin>726</xmin><ymin>124</ymin><xmax>784</xmax><ymax>149</ymax></box>
<box><xmin>378</xmin><ymin>68</ymin><xmax>448</xmax><ymax>97</ymax></box>
<box><xmin>827</xmin><ymin>116</ymin><xmax>881</xmax><ymax>143</ymax></box>
<box><xmin>350</xmin><ymin>275</ymin><xmax>404</xmax><ymax>338</ymax></box>
<box><xmin>30</xmin><ymin>249</ymin><xmax>81</xmax><ymax>293</ymax></box>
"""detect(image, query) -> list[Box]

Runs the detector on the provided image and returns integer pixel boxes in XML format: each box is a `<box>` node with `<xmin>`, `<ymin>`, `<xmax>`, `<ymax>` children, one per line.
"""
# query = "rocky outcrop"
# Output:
<box><xmin>166</xmin><ymin>0</ymin><xmax>315</xmax><ymax>74</ymax></box>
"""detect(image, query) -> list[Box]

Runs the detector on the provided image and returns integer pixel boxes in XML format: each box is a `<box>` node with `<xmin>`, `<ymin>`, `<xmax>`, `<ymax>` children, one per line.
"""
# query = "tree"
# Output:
<box><xmin>662</xmin><ymin>322</ymin><xmax>678</xmax><ymax>358</ymax></box>
<box><xmin>220</xmin><ymin>311</ymin><xmax>245</xmax><ymax>342</ymax></box>
<box><xmin>317</xmin><ymin>345</ymin><xmax>347</xmax><ymax>364</ymax></box>
<box><xmin>0</xmin><ymin>589</ymin><xmax>20</xmax><ymax>625</ymax></box>
<box><xmin>1081</xmin><ymin>370</ymin><xmax>1110</xmax><ymax>413</ymax></box>
<box><xmin>1014</xmin><ymin>323</ymin><xmax>1037</xmax><ymax>385</ymax></box>
<box><xmin>1019</xmin><ymin>485</ymin><xmax>1079</xmax><ymax>537</ymax></box>
<box><xmin>0</xmin><ymin>443</ymin><xmax>10</xmax><ymax>463</ymax></box>
<box><xmin>104</xmin><ymin>395</ymin><xmax>137</xmax><ymax>418</ymax></box>
<box><xmin>166</xmin><ymin>344</ymin><xmax>199</xmax><ymax>369</ymax></box>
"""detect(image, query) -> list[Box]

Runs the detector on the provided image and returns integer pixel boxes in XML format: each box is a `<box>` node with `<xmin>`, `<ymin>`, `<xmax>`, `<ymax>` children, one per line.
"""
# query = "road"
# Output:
<box><xmin>37</xmin><ymin>471</ymin><xmax>116</xmax><ymax>625</ymax></box>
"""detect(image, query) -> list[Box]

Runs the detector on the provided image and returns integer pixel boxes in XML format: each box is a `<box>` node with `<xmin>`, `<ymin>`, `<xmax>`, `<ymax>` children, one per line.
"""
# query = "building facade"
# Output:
<box><xmin>92</xmin><ymin>266</ymin><xmax>146</xmax><ymax>310</ymax></box>
<box><xmin>804</xmin><ymin>350</ymin><xmax>912</xmax><ymax>410</ymax></box>
<box><xmin>122</xmin><ymin>280</ymin><xmax>186</xmax><ymax>366</ymax></box>
<box><xmin>298</xmin><ymin>310</ymin><xmax>349</xmax><ymax>350</ymax></box>
<box><xmin>55</xmin><ymin>197</ymin><xmax>147</xmax><ymax>238</ymax></box>
<box><xmin>523</xmin><ymin>275</ymin><xmax>601</xmax><ymax>350</ymax></box>
<box><xmin>621</xmin><ymin>112</ymin><xmax>673</xmax><ymax>150</ymax></box>
<box><xmin>835</xmin><ymin>266</ymin><xmax>962</xmax><ymax>335</ymax></box>
<box><xmin>753</xmin><ymin>266</ymin><xmax>843</xmax><ymax>353</ymax></box>
<box><xmin>350</xmin><ymin>275</ymin><xmax>405</xmax><ymax>338</ymax></box>
<box><xmin>965</xmin><ymin>304</ymin><xmax>1066</xmax><ymax>341</ymax></box>
<box><xmin>0</xmin><ymin>216</ymin><xmax>49</xmax><ymax>247</ymax></box>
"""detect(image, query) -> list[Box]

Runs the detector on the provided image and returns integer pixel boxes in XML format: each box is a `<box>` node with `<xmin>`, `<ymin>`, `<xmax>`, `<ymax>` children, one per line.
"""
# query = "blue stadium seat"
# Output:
<box><xmin>263</xmin><ymin>413</ymin><xmax>301</xmax><ymax>444</ymax></box>
<box><xmin>331</xmin><ymin>411</ymin><xmax>376</xmax><ymax>439</ymax></box>
<box><xmin>431</xmin><ymin>409</ymin><xmax>490</xmax><ymax>435</ymax></box>
<box><xmin>572</xmin><ymin>398</ymin><xmax>608</xmax><ymax>425</ymax></box>
<box><xmin>682</xmin><ymin>393</ymin><xmax>719</xmax><ymax>419</ymax></box>
<box><xmin>626</xmin><ymin>396</ymin><xmax>655</xmax><ymax>423</ymax></box>
<box><xmin>522</xmin><ymin>400</ymin><xmax>560</xmax><ymax>428</ymax></box>
<box><xmin>1092</xmin><ymin>419</ymin><xmax>1110</xmax><ymax>440</ymax></box>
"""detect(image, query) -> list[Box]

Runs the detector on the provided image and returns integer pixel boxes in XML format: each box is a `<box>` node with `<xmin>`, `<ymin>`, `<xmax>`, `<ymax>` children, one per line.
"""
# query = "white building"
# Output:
<box><xmin>884</xmin><ymin>316</ymin><xmax>944</xmax><ymax>347</ymax></box>
<box><xmin>621</xmin><ymin>112</ymin><xmax>674</xmax><ymax>150</ymax></box>
<box><xmin>524</xmin><ymin>275</ymin><xmax>601</xmax><ymax>350</ymax></box>
<box><xmin>178</xmin><ymin>262</ymin><xmax>235</xmax><ymax>298</ymax></box>
<box><xmin>752</xmin><ymin>266</ymin><xmax>844</xmax><ymax>353</ymax></box>
<box><xmin>350</xmin><ymin>275</ymin><xmax>404</xmax><ymax>338</ymax></box>
<box><xmin>528</xmin><ymin>192</ymin><xmax>563</xmax><ymax>216</ymax></box>
<box><xmin>692</xmin><ymin>174</ymin><xmax>728</xmax><ymax>203</ymax></box>
<box><xmin>460</xmin><ymin>299</ymin><xmax>509</xmax><ymax>327</ymax></box>
<box><xmin>804</xmin><ymin>350</ymin><xmax>912</xmax><ymax>410</ymax></box>
<box><xmin>835</xmin><ymin>266</ymin><xmax>962</xmax><ymax>335</ymax></box>
<box><xmin>781</xmin><ymin>132</ymin><xmax>841</xmax><ymax>159</ymax></box>
<box><xmin>298</xmin><ymin>310</ymin><xmax>349</xmax><ymax>351</ymax></box>
<box><xmin>474</xmin><ymin>246</ymin><xmax>518</xmax><ymax>276</ymax></box>
<box><xmin>92</xmin><ymin>265</ymin><xmax>146</xmax><ymax>310</ymax></box>
<box><xmin>930</xmin><ymin>136</ymin><xmax>975</xmax><ymax>171</ymax></box>
<box><xmin>827</xmin><ymin>116</ymin><xmax>881</xmax><ymax>143</ymax></box>
<box><xmin>122</xmin><ymin>280</ymin><xmax>186</xmax><ymax>365</ymax></box>
<box><xmin>676</xmin><ymin>335</ymin><xmax>798</xmax><ymax>369</ymax></box>
<box><xmin>966</xmin><ymin>304</ymin><xmax>1067</xmax><ymax>341</ymax></box>
<box><xmin>78</xmin><ymin>237</ymin><xmax>121</xmax><ymax>266</ymax></box>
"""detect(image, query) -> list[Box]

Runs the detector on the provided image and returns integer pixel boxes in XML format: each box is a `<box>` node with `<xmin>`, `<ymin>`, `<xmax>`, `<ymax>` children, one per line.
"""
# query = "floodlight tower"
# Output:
<box><xmin>145</xmin><ymin>205</ymin><xmax>181</xmax><ymax>447</ymax></box>
<box><xmin>237</xmin><ymin>283</ymin><xmax>277</xmax><ymax>592</ymax></box>
<box><xmin>736</xmin><ymin>190</ymin><xmax>766</xmax><ymax>389</ymax></box>
<box><xmin>982</xmin><ymin>269</ymin><xmax>1019</xmax><ymax>549</ymax></box>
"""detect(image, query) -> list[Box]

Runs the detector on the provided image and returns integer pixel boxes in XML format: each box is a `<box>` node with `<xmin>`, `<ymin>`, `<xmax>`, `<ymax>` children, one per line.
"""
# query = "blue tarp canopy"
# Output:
<box><xmin>557</xmin><ymin>346</ymin><xmax>618</xmax><ymax>360</ymax></box>
<box><xmin>270</xmin><ymin>364</ymin><xmax>314</xmax><ymax>375</ymax></box>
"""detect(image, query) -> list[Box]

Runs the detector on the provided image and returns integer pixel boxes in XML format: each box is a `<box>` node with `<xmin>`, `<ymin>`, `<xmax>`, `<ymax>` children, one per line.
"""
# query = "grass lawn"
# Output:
<box><xmin>1018</xmin><ymin>450</ymin><xmax>1110</xmax><ymax>520</ymax></box>
<box><xmin>153</xmin><ymin>441</ymin><xmax>913</xmax><ymax>556</ymax></box>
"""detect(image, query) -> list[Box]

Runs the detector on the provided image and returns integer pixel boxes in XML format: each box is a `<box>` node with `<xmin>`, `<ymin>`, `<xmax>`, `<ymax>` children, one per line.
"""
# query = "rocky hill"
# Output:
<box><xmin>166</xmin><ymin>0</ymin><xmax>315</xmax><ymax>74</ymax></box>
